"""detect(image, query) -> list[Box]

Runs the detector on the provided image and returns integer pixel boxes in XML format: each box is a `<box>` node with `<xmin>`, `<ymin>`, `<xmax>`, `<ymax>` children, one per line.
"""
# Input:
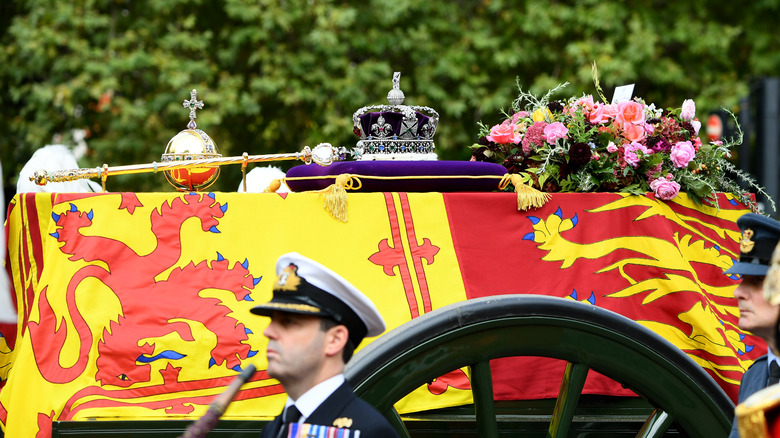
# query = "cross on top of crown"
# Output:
<box><xmin>183</xmin><ymin>89</ymin><xmax>204</xmax><ymax>129</ymax></box>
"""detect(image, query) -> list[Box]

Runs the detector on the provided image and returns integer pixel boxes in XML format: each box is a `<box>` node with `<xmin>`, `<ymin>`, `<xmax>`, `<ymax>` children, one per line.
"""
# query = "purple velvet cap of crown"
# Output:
<box><xmin>356</xmin><ymin>111</ymin><xmax>432</xmax><ymax>139</ymax></box>
<box><xmin>285</xmin><ymin>161</ymin><xmax>508</xmax><ymax>193</ymax></box>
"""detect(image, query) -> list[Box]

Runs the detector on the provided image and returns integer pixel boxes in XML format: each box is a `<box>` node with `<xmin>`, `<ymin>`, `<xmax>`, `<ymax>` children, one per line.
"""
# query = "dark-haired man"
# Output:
<box><xmin>252</xmin><ymin>252</ymin><xmax>399</xmax><ymax>438</ymax></box>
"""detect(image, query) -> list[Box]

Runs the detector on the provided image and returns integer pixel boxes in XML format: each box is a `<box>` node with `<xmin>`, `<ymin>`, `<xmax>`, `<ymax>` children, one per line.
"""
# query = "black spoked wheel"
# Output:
<box><xmin>345</xmin><ymin>295</ymin><xmax>734</xmax><ymax>438</ymax></box>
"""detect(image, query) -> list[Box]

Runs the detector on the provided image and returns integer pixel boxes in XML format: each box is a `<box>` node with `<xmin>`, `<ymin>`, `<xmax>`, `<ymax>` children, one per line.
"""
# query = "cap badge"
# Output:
<box><xmin>332</xmin><ymin>417</ymin><xmax>353</xmax><ymax>428</ymax></box>
<box><xmin>274</xmin><ymin>263</ymin><xmax>301</xmax><ymax>291</ymax></box>
<box><xmin>740</xmin><ymin>229</ymin><xmax>756</xmax><ymax>254</ymax></box>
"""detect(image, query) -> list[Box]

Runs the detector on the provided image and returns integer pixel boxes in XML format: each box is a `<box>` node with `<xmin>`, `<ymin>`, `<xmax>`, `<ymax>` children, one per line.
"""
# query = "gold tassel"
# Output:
<box><xmin>499</xmin><ymin>174</ymin><xmax>551</xmax><ymax>211</ymax></box>
<box><xmin>320</xmin><ymin>174</ymin><xmax>361</xmax><ymax>222</ymax></box>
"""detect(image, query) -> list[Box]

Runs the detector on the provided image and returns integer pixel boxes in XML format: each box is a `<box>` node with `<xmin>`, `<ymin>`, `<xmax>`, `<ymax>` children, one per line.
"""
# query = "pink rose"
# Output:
<box><xmin>670</xmin><ymin>141</ymin><xmax>696</xmax><ymax>168</ymax></box>
<box><xmin>543</xmin><ymin>122</ymin><xmax>568</xmax><ymax>145</ymax></box>
<box><xmin>606</xmin><ymin>142</ymin><xmax>618</xmax><ymax>153</ymax></box>
<box><xmin>623</xmin><ymin>142</ymin><xmax>649</xmax><ymax>168</ymax></box>
<box><xmin>649</xmin><ymin>177</ymin><xmax>681</xmax><ymax>200</ymax></box>
<box><xmin>587</xmin><ymin>104</ymin><xmax>609</xmax><ymax>125</ymax></box>
<box><xmin>681</xmin><ymin>99</ymin><xmax>696</xmax><ymax>121</ymax></box>
<box><xmin>575</xmin><ymin>95</ymin><xmax>596</xmax><ymax>114</ymax></box>
<box><xmin>601</xmin><ymin>103</ymin><xmax>618</xmax><ymax>120</ymax></box>
<box><xmin>624</xmin><ymin>147</ymin><xmax>640</xmax><ymax>168</ymax></box>
<box><xmin>691</xmin><ymin>119</ymin><xmax>701</xmax><ymax>136</ymax></box>
<box><xmin>588</xmin><ymin>102</ymin><xmax>615</xmax><ymax>125</ymax></box>
<box><xmin>622</xmin><ymin>121</ymin><xmax>646</xmax><ymax>142</ymax></box>
<box><xmin>615</xmin><ymin>101</ymin><xmax>645</xmax><ymax>125</ymax></box>
<box><xmin>487</xmin><ymin>123</ymin><xmax>520</xmax><ymax>144</ymax></box>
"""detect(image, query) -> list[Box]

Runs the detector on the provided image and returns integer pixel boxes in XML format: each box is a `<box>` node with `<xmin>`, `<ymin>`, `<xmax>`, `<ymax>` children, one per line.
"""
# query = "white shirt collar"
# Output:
<box><xmin>284</xmin><ymin>374</ymin><xmax>345</xmax><ymax>422</ymax></box>
<box><xmin>768</xmin><ymin>346</ymin><xmax>779</xmax><ymax>367</ymax></box>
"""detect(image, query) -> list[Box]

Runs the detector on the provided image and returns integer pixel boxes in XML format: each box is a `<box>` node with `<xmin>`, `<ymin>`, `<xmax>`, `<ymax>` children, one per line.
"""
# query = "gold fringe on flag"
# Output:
<box><xmin>499</xmin><ymin>174</ymin><xmax>551</xmax><ymax>211</ymax></box>
<box><xmin>319</xmin><ymin>174</ymin><xmax>362</xmax><ymax>222</ymax></box>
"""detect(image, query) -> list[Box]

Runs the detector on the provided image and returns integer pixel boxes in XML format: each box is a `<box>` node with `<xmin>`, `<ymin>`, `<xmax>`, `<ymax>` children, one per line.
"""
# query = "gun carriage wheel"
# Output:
<box><xmin>346</xmin><ymin>295</ymin><xmax>734</xmax><ymax>438</ymax></box>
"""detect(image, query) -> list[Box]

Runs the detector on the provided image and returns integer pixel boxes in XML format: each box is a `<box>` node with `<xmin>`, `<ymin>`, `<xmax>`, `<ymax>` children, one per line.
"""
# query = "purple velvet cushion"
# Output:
<box><xmin>285</xmin><ymin>161</ymin><xmax>508</xmax><ymax>192</ymax></box>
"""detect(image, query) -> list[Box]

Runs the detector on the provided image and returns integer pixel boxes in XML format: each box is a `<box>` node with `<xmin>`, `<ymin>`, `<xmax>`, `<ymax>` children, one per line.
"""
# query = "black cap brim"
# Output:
<box><xmin>725</xmin><ymin>261</ymin><xmax>769</xmax><ymax>277</ymax></box>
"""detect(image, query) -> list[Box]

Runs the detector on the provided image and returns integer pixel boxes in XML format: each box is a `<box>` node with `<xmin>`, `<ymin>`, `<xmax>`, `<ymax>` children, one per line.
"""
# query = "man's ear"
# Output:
<box><xmin>324</xmin><ymin>325</ymin><xmax>349</xmax><ymax>358</ymax></box>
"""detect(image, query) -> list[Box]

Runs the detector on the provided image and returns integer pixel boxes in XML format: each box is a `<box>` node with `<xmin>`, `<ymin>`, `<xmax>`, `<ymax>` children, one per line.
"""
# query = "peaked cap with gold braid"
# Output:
<box><xmin>251</xmin><ymin>253</ymin><xmax>386</xmax><ymax>347</ymax></box>
<box><xmin>725</xmin><ymin>213</ymin><xmax>780</xmax><ymax>277</ymax></box>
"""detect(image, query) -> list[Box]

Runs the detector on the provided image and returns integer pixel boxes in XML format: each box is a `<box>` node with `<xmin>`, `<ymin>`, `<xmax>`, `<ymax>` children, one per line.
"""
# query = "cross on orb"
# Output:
<box><xmin>183</xmin><ymin>89</ymin><xmax>204</xmax><ymax>129</ymax></box>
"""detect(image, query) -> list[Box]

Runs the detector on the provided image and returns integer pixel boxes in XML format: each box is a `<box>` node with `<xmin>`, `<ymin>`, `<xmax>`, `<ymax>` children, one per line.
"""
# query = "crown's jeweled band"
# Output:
<box><xmin>355</xmin><ymin>140</ymin><xmax>435</xmax><ymax>156</ymax></box>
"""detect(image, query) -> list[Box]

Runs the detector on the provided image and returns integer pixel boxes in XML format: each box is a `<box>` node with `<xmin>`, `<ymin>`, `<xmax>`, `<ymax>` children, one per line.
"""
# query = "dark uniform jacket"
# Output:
<box><xmin>730</xmin><ymin>355</ymin><xmax>769</xmax><ymax>438</ymax></box>
<box><xmin>260</xmin><ymin>382</ymin><xmax>399</xmax><ymax>438</ymax></box>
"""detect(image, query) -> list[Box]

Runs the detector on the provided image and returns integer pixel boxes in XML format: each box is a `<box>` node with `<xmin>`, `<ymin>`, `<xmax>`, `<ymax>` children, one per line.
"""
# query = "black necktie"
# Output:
<box><xmin>279</xmin><ymin>405</ymin><xmax>302</xmax><ymax>438</ymax></box>
<box><xmin>768</xmin><ymin>361</ymin><xmax>780</xmax><ymax>386</ymax></box>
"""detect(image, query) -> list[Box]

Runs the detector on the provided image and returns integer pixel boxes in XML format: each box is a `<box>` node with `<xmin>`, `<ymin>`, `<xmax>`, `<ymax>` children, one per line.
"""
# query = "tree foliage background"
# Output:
<box><xmin>1</xmin><ymin>0</ymin><xmax>779</xmax><ymax>195</ymax></box>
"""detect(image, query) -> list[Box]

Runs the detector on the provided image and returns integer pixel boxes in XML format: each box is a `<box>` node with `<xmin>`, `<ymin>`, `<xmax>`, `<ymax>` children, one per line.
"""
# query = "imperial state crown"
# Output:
<box><xmin>352</xmin><ymin>72</ymin><xmax>439</xmax><ymax>160</ymax></box>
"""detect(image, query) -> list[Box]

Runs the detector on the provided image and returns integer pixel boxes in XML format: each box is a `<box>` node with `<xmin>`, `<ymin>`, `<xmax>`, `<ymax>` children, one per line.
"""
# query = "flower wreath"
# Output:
<box><xmin>470</xmin><ymin>79</ymin><xmax>772</xmax><ymax>213</ymax></box>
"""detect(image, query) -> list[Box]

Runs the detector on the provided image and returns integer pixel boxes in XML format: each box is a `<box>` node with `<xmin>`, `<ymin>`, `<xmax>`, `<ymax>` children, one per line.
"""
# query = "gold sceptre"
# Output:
<box><xmin>30</xmin><ymin>143</ymin><xmax>342</xmax><ymax>191</ymax></box>
<box><xmin>32</xmin><ymin>90</ymin><xmax>345</xmax><ymax>192</ymax></box>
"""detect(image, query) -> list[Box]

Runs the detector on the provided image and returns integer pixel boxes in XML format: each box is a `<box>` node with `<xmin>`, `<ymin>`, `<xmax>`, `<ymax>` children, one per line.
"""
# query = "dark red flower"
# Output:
<box><xmin>547</xmin><ymin>101</ymin><xmax>564</xmax><ymax>113</ymax></box>
<box><xmin>569</xmin><ymin>142</ymin><xmax>591</xmax><ymax>166</ymax></box>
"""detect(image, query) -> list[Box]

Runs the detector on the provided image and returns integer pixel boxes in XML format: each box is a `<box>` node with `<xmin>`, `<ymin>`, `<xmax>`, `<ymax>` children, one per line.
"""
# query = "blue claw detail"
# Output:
<box><xmin>216</xmin><ymin>252</ymin><xmax>225</xmax><ymax>262</ymax></box>
<box><xmin>554</xmin><ymin>207</ymin><xmax>562</xmax><ymax>218</ymax></box>
<box><xmin>571</xmin><ymin>213</ymin><xmax>578</xmax><ymax>227</ymax></box>
<box><xmin>253</xmin><ymin>276</ymin><xmax>262</xmax><ymax>286</ymax></box>
<box><xmin>220</xmin><ymin>203</ymin><xmax>228</xmax><ymax>213</ymax></box>
<box><xmin>241</xmin><ymin>259</ymin><xmax>249</xmax><ymax>270</ymax></box>
<box><xmin>739</xmin><ymin>333</ymin><xmax>746</xmax><ymax>341</ymax></box>
<box><xmin>208</xmin><ymin>358</ymin><xmax>217</xmax><ymax>368</ymax></box>
<box><xmin>245</xmin><ymin>328</ymin><xmax>253</xmax><ymax>335</ymax></box>
<box><xmin>208</xmin><ymin>192</ymin><xmax>215</xmax><ymax>200</ymax></box>
<box><xmin>522</xmin><ymin>232</ymin><xmax>535</xmax><ymax>241</ymax></box>
<box><xmin>87</xmin><ymin>209</ymin><xmax>93</xmax><ymax>220</ymax></box>
<box><xmin>745</xmin><ymin>344</ymin><xmax>754</xmax><ymax>353</ymax></box>
<box><xmin>248</xmin><ymin>350</ymin><xmax>258</xmax><ymax>358</ymax></box>
<box><xmin>587</xmin><ymin>292</ymin><xmax>596</xmax><ymax>305</ymax></box>
<box><xmin>244</xmin><ymin>295</ymin><xmax>254</xmax><ymax>301</ymax></box>
<box><xmin>232</xmin><ymin>365</ymin><xmax>242</xmax><ymax>372</ymax></box>
<box><xmin>528</xmin><ymin>216</ymin><xmax>541</xmax><ymax>224</ymax></box>
<box><xmin>52</xmin><ymin>212</ymin><xmax>61</xmax><ymax>222</ymax></box>
<box><xmin>209</xmin><ymin>225</ymin><xmax>220</xmax><ymax>233</ymax></box>
<box><xmin>737</xmin><ymin>349</ymin><xmax>744</xmax><ymax>355</ymax></box>
<box><xmin>50</xmin><ymin>232</ymin><xmax>59</xmax><ymax>239</ymax></box>
<box><xmin>729</xmin><ymin>199</ymin><xmax>739</xmax><ymax>206</ymax></box>
<box><xmin>69</xmin><ymin>203</ymin><xmax>78</xmax><ymax>212</ymax></box>
<box><xmin>569</xmin><ymin>289</ymin><xmax>578</xmax><ymax>300</ymax></box>
<box><xmin>189</xmin><ymin>192</ymin><xmax>197</xmax><ymax>196</ymax></box>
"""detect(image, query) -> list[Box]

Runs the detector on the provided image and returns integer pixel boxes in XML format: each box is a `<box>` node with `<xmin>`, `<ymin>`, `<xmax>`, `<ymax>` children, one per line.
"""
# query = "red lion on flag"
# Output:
<box><xmin>28</xmin><ymin>193</ymin><xmax>258</xmax><ymax>387</ymax></box>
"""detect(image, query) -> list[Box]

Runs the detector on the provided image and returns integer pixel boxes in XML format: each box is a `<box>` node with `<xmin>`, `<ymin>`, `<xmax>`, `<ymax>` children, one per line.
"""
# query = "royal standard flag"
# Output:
<box><xmin>0</xmin><ymin>191</ymin><xmax>756</xmax><ymax>436</ymax></box>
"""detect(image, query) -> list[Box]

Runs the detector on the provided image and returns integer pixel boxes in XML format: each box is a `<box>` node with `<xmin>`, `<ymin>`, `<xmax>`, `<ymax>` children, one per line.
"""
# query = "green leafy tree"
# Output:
<box><xmin>1</xmin><ymin>0</ymin><xmax>778</xmax><ymax>194</ymax></box>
